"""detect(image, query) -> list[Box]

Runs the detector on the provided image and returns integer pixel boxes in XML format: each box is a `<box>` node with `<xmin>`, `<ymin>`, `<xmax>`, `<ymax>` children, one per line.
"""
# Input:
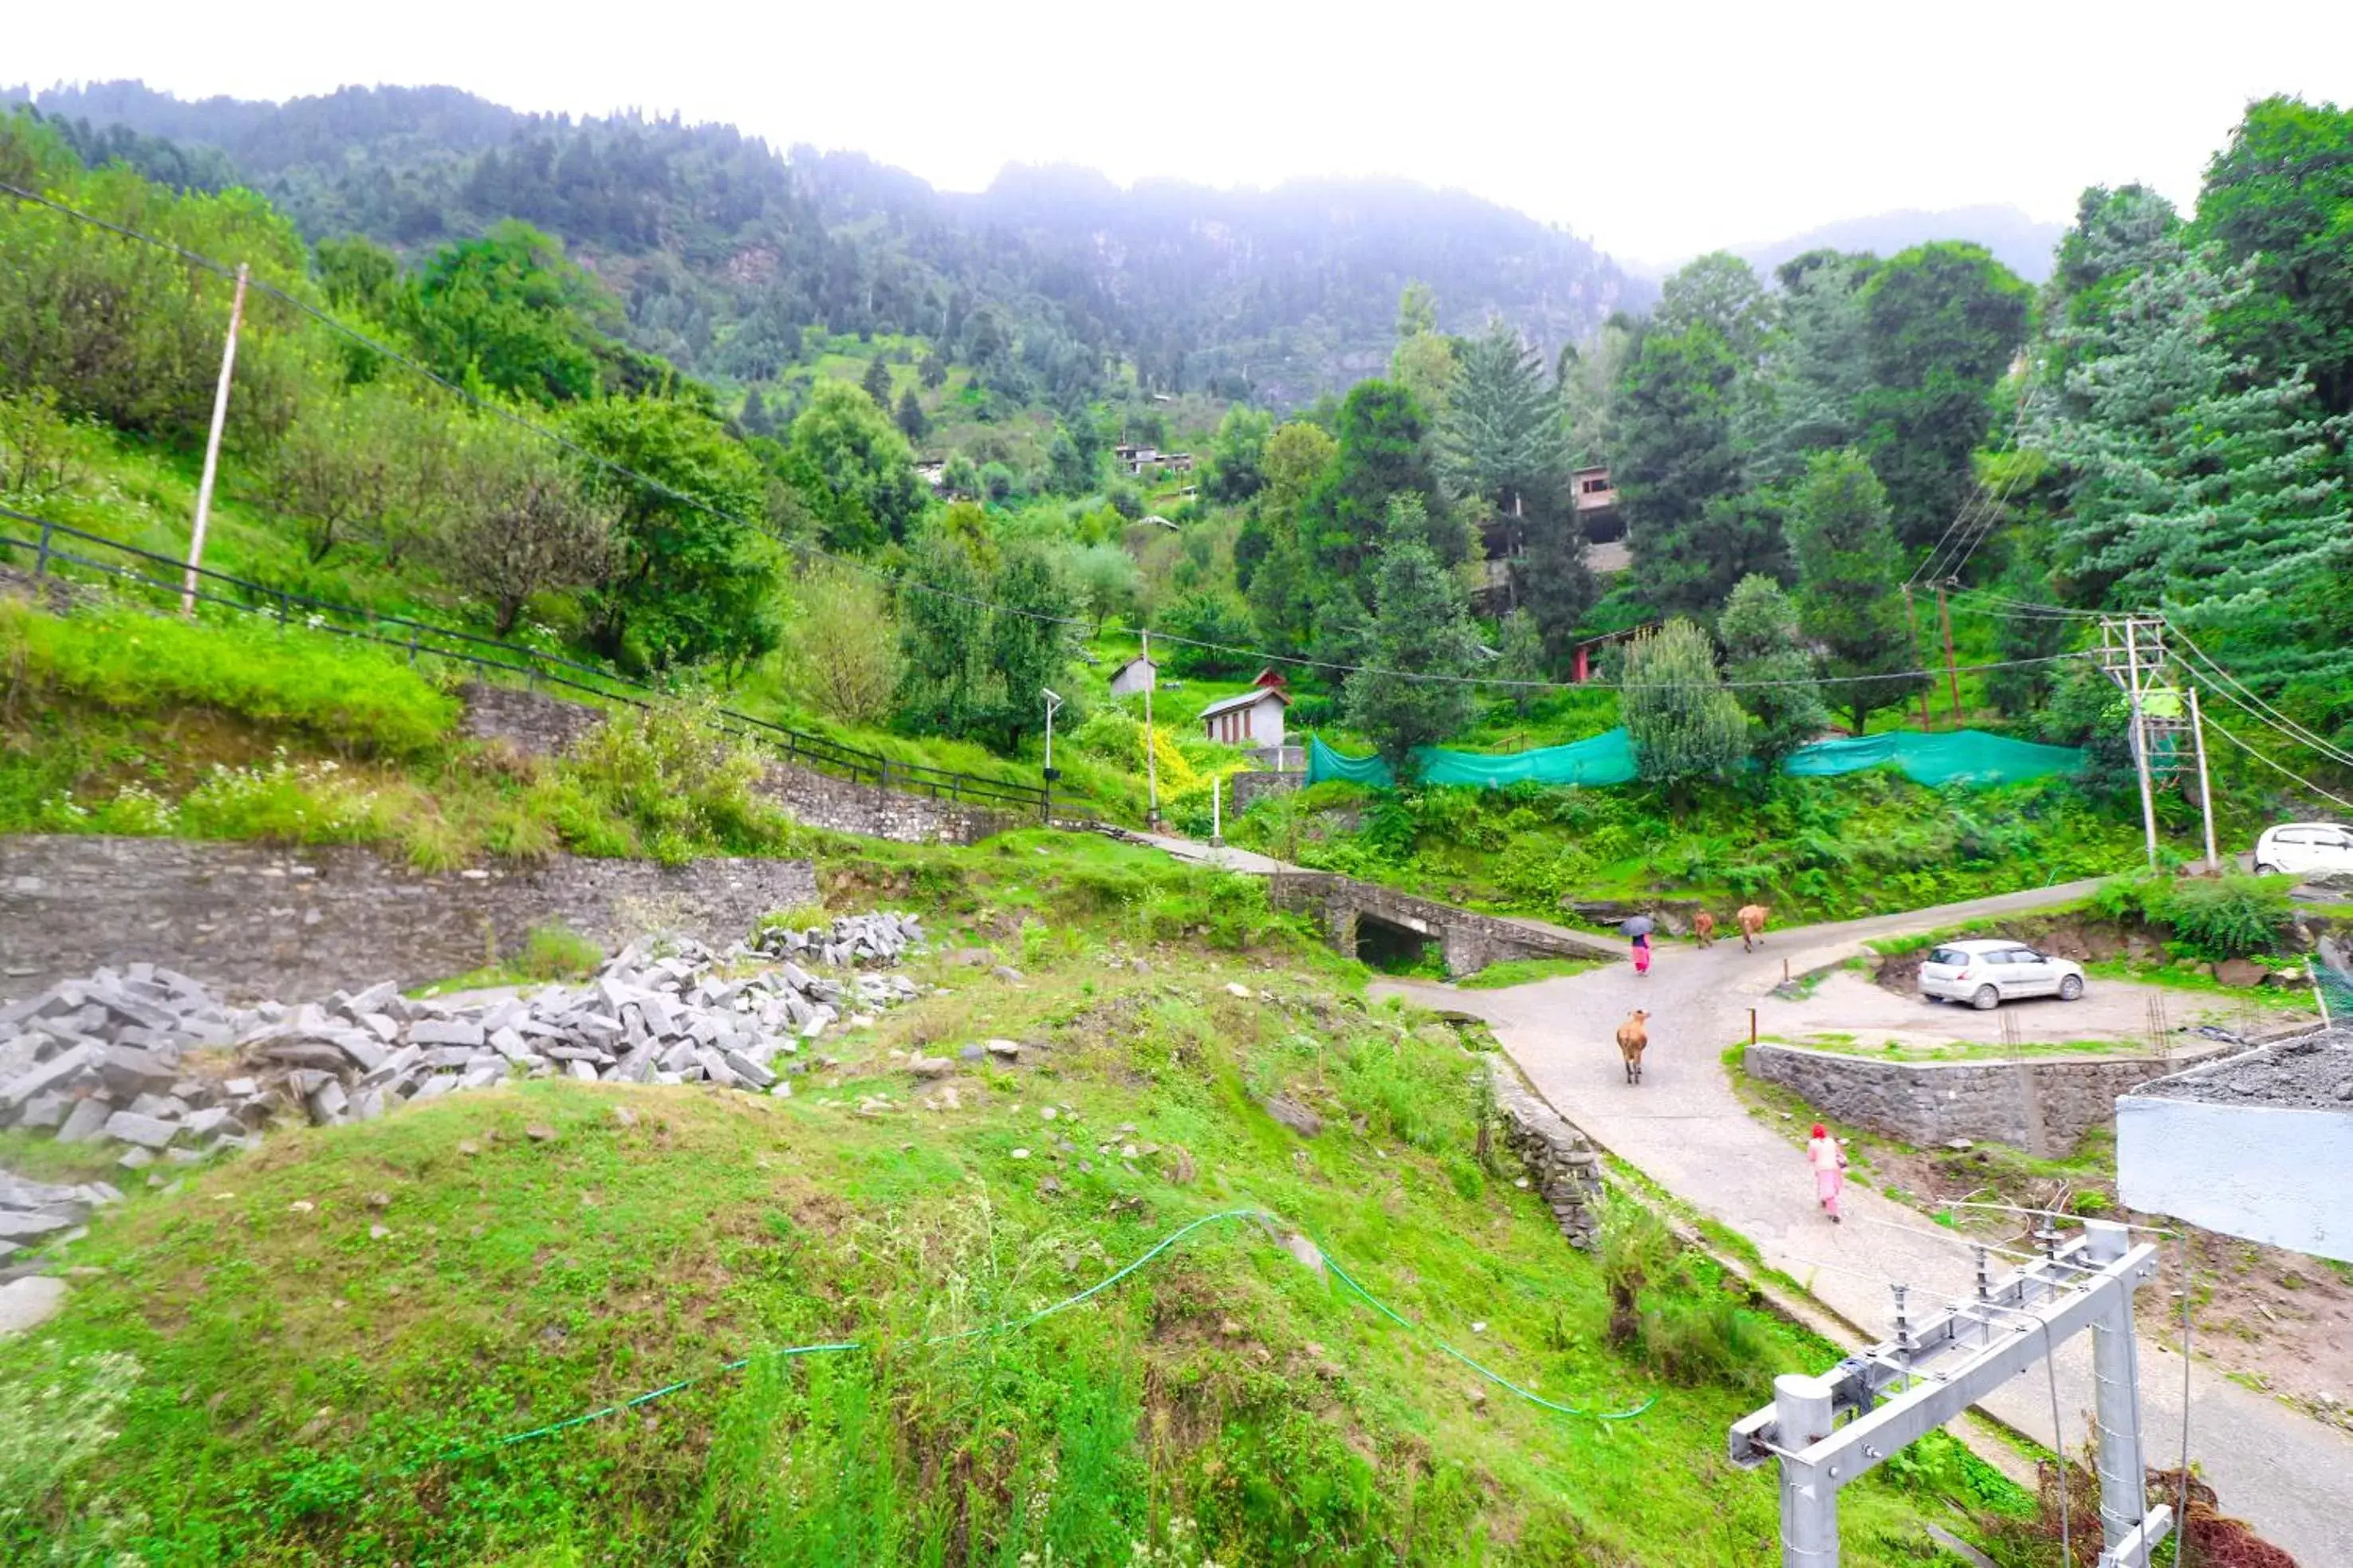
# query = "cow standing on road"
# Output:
<box><xmin>1615</xmin><ymin>1008</ymin><xmax>1651</xmax><ymax>1086</ymax></box>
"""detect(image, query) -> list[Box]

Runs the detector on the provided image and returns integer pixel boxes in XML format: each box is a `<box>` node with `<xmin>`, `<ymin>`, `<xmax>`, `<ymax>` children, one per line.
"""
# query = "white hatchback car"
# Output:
<box><xmin>2253</xmin><ymin>822</ymin><xmax>2353</xmax><ymax>879</ymax></box>
<box><xmin>1918</xmin><ymin>939</ymin><xmax>2087</xmax><ymax>1010</ymax></box>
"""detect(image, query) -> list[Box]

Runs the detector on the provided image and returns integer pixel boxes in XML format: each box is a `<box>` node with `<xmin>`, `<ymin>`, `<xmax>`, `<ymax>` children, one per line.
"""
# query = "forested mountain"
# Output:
<box><xmin>2</xmin><ymin>81</ymin><xmax>1646</xmax><ymax>406</ymax></box>
<box><xmin>1730</xmin><ymin>205</ymin><xmax>2068</xmax><ymax>285</ymax></box>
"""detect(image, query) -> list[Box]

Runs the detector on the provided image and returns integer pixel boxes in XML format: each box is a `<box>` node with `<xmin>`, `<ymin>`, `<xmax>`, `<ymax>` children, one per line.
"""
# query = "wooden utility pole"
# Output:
<box><xmin>1899</xmin><ymin>587</ymin><xmax>1933</xmax><ymax>729</ymax></box>
<box><xmin>1934</xmin><ymin>586</ymin><xmax>1962</xmax><ymax>722</ymax></box>
<box><xmin>183</xmin><ymin>262</ymin><xmax>249</xmax><ymax>617</ymax></box>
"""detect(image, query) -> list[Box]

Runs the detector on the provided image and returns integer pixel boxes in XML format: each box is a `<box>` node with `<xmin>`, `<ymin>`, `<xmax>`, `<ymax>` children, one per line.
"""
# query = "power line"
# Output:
<box><xmin>2194</xmin><ymin>709</ymin><xmax>2353</xmax><ymax>814</ymax></box>
<box><xmin>0</xmin><ymin>179</ymin><xmax>2104</xmax><ymax>700</ymax></box>
<box><xmin>2161</xmin><ymin>616</ymin><xmax>2353</xmax><ymax>771</ymax></box>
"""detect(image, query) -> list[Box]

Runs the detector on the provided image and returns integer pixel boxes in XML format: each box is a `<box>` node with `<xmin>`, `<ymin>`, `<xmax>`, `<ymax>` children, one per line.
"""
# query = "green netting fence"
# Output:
<box><xmin>1306</xmin><ymin>729</ymin><xmax>2084</xmax><ymax>792</ymax></box>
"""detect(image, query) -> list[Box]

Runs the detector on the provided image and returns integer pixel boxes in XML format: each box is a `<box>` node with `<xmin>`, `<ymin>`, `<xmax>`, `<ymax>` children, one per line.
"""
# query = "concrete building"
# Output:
<box><xmin>1107</xmin><ymin>655</ymin><xmax>1158</xmax><ymax>698</ymax></box>
<box><xmin>2116</xmin><ymin>1025</ymin><xmax>2353</xmax><ymax>1263</ymax></box>
<box><xmin>1199</xmin><ymin>688</ymin><xmax>1288</xmax><ymax>749</ymax></box>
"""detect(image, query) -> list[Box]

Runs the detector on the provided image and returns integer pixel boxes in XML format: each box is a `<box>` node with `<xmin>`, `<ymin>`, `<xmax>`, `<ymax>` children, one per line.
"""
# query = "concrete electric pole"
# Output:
<box><xmin>183</xmin><ymin>261</ymin><xmax>249</xmax><ymax>617</ymax></box>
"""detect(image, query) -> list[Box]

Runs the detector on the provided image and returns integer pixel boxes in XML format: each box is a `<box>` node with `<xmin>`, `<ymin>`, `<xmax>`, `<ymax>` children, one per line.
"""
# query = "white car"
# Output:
<box><xmin>1918</xmin><ymin>939</ymin><xmax>2087</xmax><ymax>1010</ymax></box>
<box><xmin>2253</xmin><ymin>822</ymin><xmax>2353</xmax><ymax>879</ymax></box>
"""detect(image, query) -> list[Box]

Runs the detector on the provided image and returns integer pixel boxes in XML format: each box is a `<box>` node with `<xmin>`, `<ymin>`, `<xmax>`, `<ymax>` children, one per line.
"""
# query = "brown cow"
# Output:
<box><xmin>1615</xmin><ymin>1008</ymin><xmax>1651</xmax><ymax>1086</ymax></box>
<box><xmin>1693</xmin><ymin>910</ymin><xmax>1717</xmax><ymax>949</ymax></box>
<box><xmin>1737</xmin><ymin>905</ymin><xmax>1772</xmax><ymax>953</ymax></box>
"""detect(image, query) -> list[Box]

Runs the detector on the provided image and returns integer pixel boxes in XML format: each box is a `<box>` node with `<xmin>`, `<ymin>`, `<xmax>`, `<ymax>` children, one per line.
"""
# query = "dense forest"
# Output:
<box><xmin>1</xmin><ymin>86</ymin><xmax>2348</xmax><ymax>825</ymax></box>
<box><xmin>2</xmin><ymin>81</ymin><xmax>1643</xmax><ymax>408</ymax></box>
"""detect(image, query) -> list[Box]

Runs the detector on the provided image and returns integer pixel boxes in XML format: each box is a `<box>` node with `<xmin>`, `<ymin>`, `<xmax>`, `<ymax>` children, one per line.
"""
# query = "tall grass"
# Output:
<box><xmin>1</xmin><ymin>596</ymin><xmax>458</xmax><ymax>754</ymax></box>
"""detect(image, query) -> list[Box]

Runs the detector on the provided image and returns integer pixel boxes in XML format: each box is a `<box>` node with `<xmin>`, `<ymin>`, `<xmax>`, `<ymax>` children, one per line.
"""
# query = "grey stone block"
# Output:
<box><xmin>722</xmin><ymin>1050</ymin><xmax>777</xmax><ymax>1089</ymax></box>
<box><xmin>182</xmin><ymin>1105</ymin><xmax>235</xmax><ymax>1139</ymax></box>
<box><xmin>566</xmin><ymin>1059</ymin><xmax>599</xmax><ymax>1083</ymax></box>
<box><xmin>0</xmin><ymin>1041</ymin><xmax>97</xmax><ymax>1109</ymax></box>
<box><xmin>409</xmin><ymin>1019</ymin><xmax>486</xmax><ymax>1048</ymax></box>
<box><xmin>101</xmin><ymin>1110</ymin><xmax>180</xmax><ymax>1148</ymax></box>
<box><xmin>306</xmin><ymin>1079</ymin><xmax>350</xmax><ymax>1126</ymax></box>
<box><xmin>116</xmin><ymin>1146</ymin><xmax>155</xmax><ymax>1170</ymax></box>
<box><xmin>55</xmin><ymin>1096</ymin><xmax>114</xmax><ymax>1144</ymax></box>
<box><xmin>17</xmin><ymin>1092</ymin><xmax>69</xmax><ymax>1130</ymax></box>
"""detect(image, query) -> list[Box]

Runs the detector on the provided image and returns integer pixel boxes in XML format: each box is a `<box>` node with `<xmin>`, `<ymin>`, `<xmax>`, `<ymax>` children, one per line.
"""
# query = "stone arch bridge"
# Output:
<box><xmin>1262</xmin><ymin>870</ymin><xmax>1618</xmax><ymax>977</ymax></box>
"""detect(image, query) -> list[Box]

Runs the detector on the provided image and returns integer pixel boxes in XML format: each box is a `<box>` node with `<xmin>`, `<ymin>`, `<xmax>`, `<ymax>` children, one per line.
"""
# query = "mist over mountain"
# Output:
<box><xmin>6</xmin><ymin>80</ymin><xmax>1648</xmax><ymax>405</ymax></box>
<box><xmin>1731</xmin><ymin>204</ymin><xmax>2067</xmax><ymax>284</ymax></box>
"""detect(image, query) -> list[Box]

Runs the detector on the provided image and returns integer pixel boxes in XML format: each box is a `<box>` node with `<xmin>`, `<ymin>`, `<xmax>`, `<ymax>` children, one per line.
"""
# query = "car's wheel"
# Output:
<box><xmin>2255</xmin><ymin>863</ymin><xmax>2280</xmax><ymax>877</ymax></box>
<box><xmin>1924</xmin><ymin>993</ymin><xmax>1946</xmax><ymax>1004</ymax></box>
<box><xmin>1972</xmin><ymin>985</ymin><xmax>2001</xmax><ymax>1011</ymax></box>
<box><xmin>2059</xmin><ymin>975</ymin><xmax>2084</xmax><ymax>1001</ymax></box>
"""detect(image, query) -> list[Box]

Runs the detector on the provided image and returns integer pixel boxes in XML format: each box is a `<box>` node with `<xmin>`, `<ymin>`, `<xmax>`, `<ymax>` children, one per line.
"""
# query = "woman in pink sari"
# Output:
<box><xmin>1807</xmin><ymin>1124</ymin><xmax>1846</xmax><ymax>1223</ymax></box>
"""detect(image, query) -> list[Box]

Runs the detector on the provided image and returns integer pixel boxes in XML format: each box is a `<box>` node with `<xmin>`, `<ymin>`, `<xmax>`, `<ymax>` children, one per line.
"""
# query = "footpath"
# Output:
<box><xmin>1372</xmin><ymin>883</ymin><xmax>2353</xmax><ymax>1564</ymax></box>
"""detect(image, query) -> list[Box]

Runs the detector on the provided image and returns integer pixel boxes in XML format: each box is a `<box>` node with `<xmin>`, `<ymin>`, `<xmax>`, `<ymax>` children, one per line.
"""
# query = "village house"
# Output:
<box><xmin>1107</xmin><ymin>654</ymin><xmax>1158</xmax><ymax>698</ymax></box>
<box><xmin>1198</xmin><ymin>686</ymin><xmax>1288</xmax><ymax>749</ymax></box>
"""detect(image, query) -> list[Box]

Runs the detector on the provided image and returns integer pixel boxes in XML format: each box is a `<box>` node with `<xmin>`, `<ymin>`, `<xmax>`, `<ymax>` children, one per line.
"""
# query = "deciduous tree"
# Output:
<box><xmin>437</xmin><ymin>428</ymin><xmax>616</xmax><ymax>635</ymax></box>
<box><xmin>1716</xmin><ymin>573</ymin><xmax>1825</xmax><ymax>768</ymax></box>
<box><xmin>1621</xmin><ymin>618</ymin><xmax>1749</xmax><ymax>788</ymax></box>
<box><xmin>783</xmin><ymin>381</ymin><xmax>925</xmax><ymax>552</ymax></box>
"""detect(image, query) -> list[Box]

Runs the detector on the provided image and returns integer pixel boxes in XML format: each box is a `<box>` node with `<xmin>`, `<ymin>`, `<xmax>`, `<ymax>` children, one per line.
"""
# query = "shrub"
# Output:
<box><xmin>2146</xmin><ymin>874</ymin><xmax>2293</xmax><ymax>958</ymax></box>
<box><xmin>563</xmin><ymin>703</ymin><xmax>793</xmax><ymax>864</ymax></box>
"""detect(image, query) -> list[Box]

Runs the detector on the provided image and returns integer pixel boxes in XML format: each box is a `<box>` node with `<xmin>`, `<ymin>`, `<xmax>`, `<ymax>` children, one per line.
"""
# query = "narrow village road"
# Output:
<box><xmin>1374</xmin><ymin>882</ymin><xmax>2353</xmax><ymax>1564</ymax></box>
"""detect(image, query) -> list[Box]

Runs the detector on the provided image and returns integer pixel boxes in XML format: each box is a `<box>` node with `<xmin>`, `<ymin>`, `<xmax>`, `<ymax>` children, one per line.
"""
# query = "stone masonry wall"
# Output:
<box><xmin>0</xmin><ymin>834</ymin><xmax>815</xmax><ymax>1004</ymax></box>
<box><xmin>1744</xmin><ymin>1040</ymin><xmax>2232</xmax><ymax>1155</ymax></box>
<box><xmin>1265</xmin><ymin>870</ymin><xmax>1615</xmax><ymax>977</ymax></box>
<box><xmin>456</xmin><ymin>682</ymin><xmax>1025</xmax><ymax>847</ymax></box>
<box><xmin>1229</xmin><ymin>771</ymin><xmax>1304</xmax><ymax>814</ymax></box>
<box><xmin>456</xmin><ymin>680</ymin><xmax>608</xmax><ymax>755</ymax></box>
<box><xmin>1485</xmin><ymin>1055</ymin><xmax>1604</xmax><ymax>1248</ymax></box>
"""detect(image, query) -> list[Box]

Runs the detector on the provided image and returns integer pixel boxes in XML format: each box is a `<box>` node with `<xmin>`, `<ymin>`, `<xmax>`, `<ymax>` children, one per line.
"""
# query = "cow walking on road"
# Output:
<box><xmin>1693</xmin><ymin>911</ymin><xmax>1717</xmax><ymax>949</ymax></box>
<box><xmin>1737</xmin><ymin>905</ymin><xmax>1771</xmax><ymax>953</ymax></box>
<box><xmin>1615</xmin><ymin>1008</ymin><xmax>1650</xmax><ymax>1086</ymax></box>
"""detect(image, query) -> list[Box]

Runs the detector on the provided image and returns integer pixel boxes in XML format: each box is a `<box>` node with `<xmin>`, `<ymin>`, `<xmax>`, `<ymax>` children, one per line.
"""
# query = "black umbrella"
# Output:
<box><xmin>1619</xmin><ymin>915</ymin><xmax>1656</xmax><ymax>938</ymax></box>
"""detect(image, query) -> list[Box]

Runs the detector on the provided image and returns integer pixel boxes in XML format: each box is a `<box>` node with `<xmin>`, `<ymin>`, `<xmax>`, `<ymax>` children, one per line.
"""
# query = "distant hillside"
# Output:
<box><xmin>6</xmin><ymin>81</ymin><xmax>1648</xmax><ymax>406</ymax></box>
<box><xmin>1732</xmin><ymin>204</ymin><xmax>2066</xmax><ymax>284</ymax></box>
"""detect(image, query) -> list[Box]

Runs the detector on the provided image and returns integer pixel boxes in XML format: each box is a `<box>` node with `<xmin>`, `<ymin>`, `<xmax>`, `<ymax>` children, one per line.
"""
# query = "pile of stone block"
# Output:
<box><xmin>0</xmin><ymin>913</ymin><xmax>927</xmax><ymax>1169</ymax></box>
<box><xmin>0</xmin><ymin>1170</ymin><xmax>121</xmax><ymax>1266</ymax></box>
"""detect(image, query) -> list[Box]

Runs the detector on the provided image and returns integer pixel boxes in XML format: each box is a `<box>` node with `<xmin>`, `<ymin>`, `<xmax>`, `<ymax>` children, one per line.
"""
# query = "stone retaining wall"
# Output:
<box><xmin>1229</xmin><ymin>772</ymin><xmax>1304</xmax><ymax>814</ymax></box>
<box><xmin>457</xmin><ymin>682</ymin><xmax>1025</xmax><ymax>847</ymax></box>
<box><xmin>0</xmin><ymin>834</ymin><xmax>815</xmax><ymax>1004</ymax></box>
<box><xmin>1485</xmin><ymin>1055</ymin><xmax>1604</xmax><ymax>1248</ymax></box>
<box><xmin>1744</xmin><ymin>1039</ymin><xmax>2232</xmax><ymax>1155</ymax></box>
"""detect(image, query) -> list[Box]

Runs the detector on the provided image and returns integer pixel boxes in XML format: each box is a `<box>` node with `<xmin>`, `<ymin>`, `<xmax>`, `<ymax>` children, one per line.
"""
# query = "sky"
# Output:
<box><xmin>8</xmin><ymin>0</ymin><xmax>2352</xmax><ymax>263</ymax></box>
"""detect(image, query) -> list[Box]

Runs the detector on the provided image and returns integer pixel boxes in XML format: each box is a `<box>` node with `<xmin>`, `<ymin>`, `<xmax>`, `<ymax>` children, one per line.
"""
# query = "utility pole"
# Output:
<box><xmin>183</xmin><ymin>261</ymin><xmax>249</xmax><ymax>617</ymax></box>
<box><xmin>1730</xmin><ymin>1219</ymin><xmax>2170</xmax><ymax>1567</ymax></box>
<box><xmin>1900</xmin><ymin>587</ymin><xmax>1933</xmax><ymax>729</ymax></box>
<box><xmin>2187</xmin><ymin>686</ymin><xmax>2219</xmax><ymax>874</ymax></box>
<box><xmin>1041</xmin><ymin>687</ymin><xmax>1064</xmax><ymax>826</ymax></box>
<box><xmin>1210</xmin><ymin>773</ymin><xmax>1223</xmax><ymax>849</ymax></box>
<box><xmin>1934</xmin><ymin>584</ymin><xmax>1962</xmax><ymax>723</ymax></box>
<box><xmin>2123</xmin><ymin>619</ymin><xmax>2160</xmax><ymax>873</ymax></box>
<box><xmin>1142</xmin><ymin>630</ymin><xmax>1159</xmax><ymax>830</ymax></box>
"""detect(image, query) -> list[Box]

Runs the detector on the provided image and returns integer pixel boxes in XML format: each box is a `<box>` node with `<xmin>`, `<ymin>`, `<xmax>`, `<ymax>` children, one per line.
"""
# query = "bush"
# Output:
<box><xmin>562</xmin><ymin>703</ymin><xmax>792</xmax><ymax>864</ymax></box>
<box><xmin>518</xmin><ymin>922</ymin><xmax>604</xmax><ymax>980</ymax></box>
<box><xmin>2147</xmin><ymin>874</ymin><xmax>2293</xmax><ymax>957</ymax></box>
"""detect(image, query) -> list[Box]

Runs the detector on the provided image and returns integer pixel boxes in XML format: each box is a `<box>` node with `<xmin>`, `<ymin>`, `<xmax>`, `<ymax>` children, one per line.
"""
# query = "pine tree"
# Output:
<box><xmin>920</xmin><ymin>345</ymin><xmax>949</xmax><ymax>389</ymax></box>
<box><xmin>895</xmin><ymin>385</ymin><xmax>928</xmax><ymax>441</ymax></box>
<box><xmin>2036</xmin><ymin>253</ymin><xmax>2351</xmax><ymax>638</ymax></box>
<box><xmin>1344</xmin><ymin>523</ymin><xmax>1481</xmax><ymax>776</ymax></box>
<box><xmin>1510</xmin><ymin>500</ymin><xmax>1596</xmax><ymax>670</ymax></box>
<box><xmin>1439</xmin><ymin>318</ymin><xmax>1560</xmax><ymax>524</ymax></box>
<box><xmin>1621</xmin><ymin>619</ymin><xmax>1749</xmax><ymax>787</ymax></box>
<box><xmin>740</xmin><ymin>387</ymin><xmax>774</xmax><ymax>438</ymax></box>
<box><xmin>861</xmin><ymin>356</ymin><xmax>892</xmax><ymax>407</ymax></box>
<box><xmin>1785</xmin><ymin>450</ymin><xmax>1924</xmax><ymax>733</ymax></box>
<box><xmin>1615</xmin><ymin>324</ymin><xmax>1777</xmax><ymax>615</ymax></box>
<box><xmin>1717</xmin><ymin>574</ymin><xmax>1826</xmax><ymax>768</ymax></box>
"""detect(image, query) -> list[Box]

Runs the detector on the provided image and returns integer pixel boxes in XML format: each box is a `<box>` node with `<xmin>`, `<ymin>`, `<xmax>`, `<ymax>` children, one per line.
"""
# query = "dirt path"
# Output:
<box><xmin>1375</xmin><ymin>882</ymin><xmax>2353</xmax><ymax>1564</ymax></box>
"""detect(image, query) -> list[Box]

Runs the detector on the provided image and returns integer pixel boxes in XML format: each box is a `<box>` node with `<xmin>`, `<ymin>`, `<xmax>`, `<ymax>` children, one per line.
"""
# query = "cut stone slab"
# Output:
<box><xmin>54</xmin><ymin>1097</ymin><xmax>114</xmax><ymax>1145</ymax></box>
<box><xmin>0</xmin><ymin>1276</ymin><xmax>69</xmax><ymax>1337</ymax></box>
<box><xmin>408</xmin><ymin>1019</ymin><xmax>486</xmax><ymax>1048</ymax></box>
<box><xmin>100</xmin><ymin>1110</ymin><xmax>180</xmax><ymax>1149</ymax></box>
<box><xmin>722</xmin><ymin>1050</ymin><xmax>777</xmax><ymax>1089</ymax></box>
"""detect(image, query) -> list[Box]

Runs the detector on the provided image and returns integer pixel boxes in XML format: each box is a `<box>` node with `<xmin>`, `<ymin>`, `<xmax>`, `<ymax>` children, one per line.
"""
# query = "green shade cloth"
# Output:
<box><xmin>1308</xmin><ymin>729</ymin><xmax>2083</xmax><ymax>791</ymax></box>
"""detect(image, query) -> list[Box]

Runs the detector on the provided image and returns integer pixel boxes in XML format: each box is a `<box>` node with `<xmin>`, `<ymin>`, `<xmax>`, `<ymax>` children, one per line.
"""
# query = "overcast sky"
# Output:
<box><xmin>10</xmin><ymin>1</ymin><xmax>2351</xmax><ymax>263</ymax></box>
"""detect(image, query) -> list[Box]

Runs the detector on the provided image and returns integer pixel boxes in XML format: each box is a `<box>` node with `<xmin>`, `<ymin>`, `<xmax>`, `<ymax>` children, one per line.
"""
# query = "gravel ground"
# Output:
<box><xmin>2134</xmin><ymin>1025</ymin><xmax>2353</xmax><ymax>1109</ymax></box>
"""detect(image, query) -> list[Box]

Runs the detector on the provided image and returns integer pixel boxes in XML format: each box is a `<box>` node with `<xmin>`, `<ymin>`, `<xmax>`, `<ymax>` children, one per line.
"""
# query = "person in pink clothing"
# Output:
<box><xmin>1807</xmin><ymin>1124</ymin><xmax>1846</xmax><ymax>1223</ymax></box>
<box><xmin>1631</xmin><ymin>929</ymin><xmax>1652</xmax><ymax>975</ymax></box>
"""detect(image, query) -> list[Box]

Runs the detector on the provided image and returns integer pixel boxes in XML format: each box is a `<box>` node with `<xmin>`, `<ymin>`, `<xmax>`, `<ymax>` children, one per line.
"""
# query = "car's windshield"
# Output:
<box><xmin>1927</xmin><ymin>948</ymin><xmax>1970</xmax><ymax>966</ymax></box>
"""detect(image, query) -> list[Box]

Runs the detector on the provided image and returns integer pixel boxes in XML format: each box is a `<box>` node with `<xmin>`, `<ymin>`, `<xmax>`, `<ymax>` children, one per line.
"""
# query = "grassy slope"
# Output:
<box><xmin>2</xmin><ymin>837</ymin><xmax>2019</xmax><ymax>1566</ymax></box>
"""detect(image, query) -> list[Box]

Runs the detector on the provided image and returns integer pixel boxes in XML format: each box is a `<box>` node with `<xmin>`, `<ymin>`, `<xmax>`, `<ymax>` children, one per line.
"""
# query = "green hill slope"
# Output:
<box><xmin>0</xmin><ymin>843</ymin><xmax>2020</xmax><ymax>1564</ymax></box>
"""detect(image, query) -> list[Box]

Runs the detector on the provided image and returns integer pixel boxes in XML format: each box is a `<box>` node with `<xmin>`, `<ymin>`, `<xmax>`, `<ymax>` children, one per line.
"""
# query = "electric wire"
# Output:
<box><xmin>0</xmin><ymin>179</ymin><xmax>2114</xmax><ymax>700</ymax></box>
<box><xmin>444</xmin><ymin>1207</ymin><xmax>1654</xmax><ymax>1460</ymax></box>
<box><xmin>2192</xmin><ymin>709</ymin><xmax>2353</xmax><ymax>814</ymax></box>
<box><xmin>2162</xmin><ymin>616</ymin><xmax>2353</xmax><ymax>771</ymax></box>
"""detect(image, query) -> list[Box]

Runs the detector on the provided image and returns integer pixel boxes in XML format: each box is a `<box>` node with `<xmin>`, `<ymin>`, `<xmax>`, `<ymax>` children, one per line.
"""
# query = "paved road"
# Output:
<box><xmin>1375</xmin><ymin>881</ymin><xmax>2353</xmax><ymax>1564</ymax></box>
